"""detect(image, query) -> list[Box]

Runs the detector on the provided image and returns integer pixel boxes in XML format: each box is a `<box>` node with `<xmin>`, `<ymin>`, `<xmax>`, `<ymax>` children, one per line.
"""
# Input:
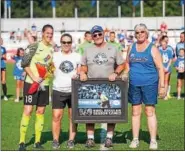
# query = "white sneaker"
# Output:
<box><xmin>3</xmin><ymin>96</ymin><xmax>8</xmax><ymax>101</ymax></box>
<box><xmin>177</xmin><ymin>96</ymin><xmax>181</xmax><ymax>100</ymax></box>
<box><xmin>149</xmin><ymin>141</ymin><xmax>158</xmax><ymax>150</ymax></box>
<box><xmin>164</xmin><ymin>96</ymin><xmax>168</xmax><ymax>100</ymax></box>
<box><xmin>14</xmin><ymin>98</ymin><xmax>19</xmax><ymax>102</ymax></box>
<box><xmin>129</xmin><ymin>139</ymin><xmax>139</xmax><ymax>148</ymax></box>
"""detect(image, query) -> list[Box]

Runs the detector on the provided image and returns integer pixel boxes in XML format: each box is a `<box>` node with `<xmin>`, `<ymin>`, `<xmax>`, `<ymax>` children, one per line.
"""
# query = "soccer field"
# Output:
<box><xmin>1</xmin><ymin>63</ymin><xmax>184</xmax><ymax>151</ymax></box>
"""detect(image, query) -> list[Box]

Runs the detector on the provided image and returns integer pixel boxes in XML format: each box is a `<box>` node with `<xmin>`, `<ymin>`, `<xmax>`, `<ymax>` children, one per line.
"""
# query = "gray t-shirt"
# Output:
<box><xmin>81</xmin><ymin>43</ymin><xmax>124</xmax><ymax>78</ymax></box>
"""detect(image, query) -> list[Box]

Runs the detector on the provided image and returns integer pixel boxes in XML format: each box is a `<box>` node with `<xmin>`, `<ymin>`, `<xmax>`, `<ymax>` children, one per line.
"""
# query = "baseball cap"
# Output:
<box><xmin>90</xmin><ymin>25</ymin><xmax>103</xmax><ymax>34</ymax></box>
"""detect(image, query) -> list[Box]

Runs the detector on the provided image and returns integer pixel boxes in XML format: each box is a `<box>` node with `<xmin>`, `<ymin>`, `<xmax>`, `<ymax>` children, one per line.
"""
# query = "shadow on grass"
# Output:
<box><xmin>26</xmin><ymin>130</ymin><xmax>87</xmax><ymax>146</ymax></box>
<box><xmin>113</xmin><ymin>129</ymin><xmax>161</xmax><ymax>144</ymax></box>
<box><xmin>172</xmin><ymin>92</ymin><xmax>185</xmax><ymax>97</ymax></box>
<box><xmin>1</xmin><ymin>94</ymin><xmax>14</xmax><ymax>99</ymax></box>
<box><xmin>26</xmin><ymin>129</ymin><xmax>161</xmax><ymax>147</ymax></box>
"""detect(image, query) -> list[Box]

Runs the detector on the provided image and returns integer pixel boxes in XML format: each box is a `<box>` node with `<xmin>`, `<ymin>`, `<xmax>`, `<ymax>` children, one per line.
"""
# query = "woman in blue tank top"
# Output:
<box><xmin>159</xmin><ymin>38</ymin><xmax>173</xmax><ymax>100</ymax></box>
<box><xmin>0</xmin><ymin>37</ymin><xmax>8</xmax><ymax>101</ymax></box>
<box><xmin>123</xmin><ymin>24</ymin><xmax>165</xmax><ymax>150</ymax></box>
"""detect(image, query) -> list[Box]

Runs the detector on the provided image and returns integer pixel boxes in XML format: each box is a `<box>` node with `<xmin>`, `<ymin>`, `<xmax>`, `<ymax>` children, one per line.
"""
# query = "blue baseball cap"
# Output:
<box><xmin>90</xmin><ymin>25</ymin><xmax>103</xmax><ymax>34</ymax></box>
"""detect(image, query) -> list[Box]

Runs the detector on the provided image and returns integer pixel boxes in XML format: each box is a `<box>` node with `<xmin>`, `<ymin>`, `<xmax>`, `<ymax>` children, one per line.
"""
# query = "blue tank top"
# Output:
<box><xmin>13</xmin><ymin>56</ymin><xmax>24</xmax><ymax>76</ymax></box>
<box><xmin>129</xmin><ymin>42</ymin><xmax>158</xmax><ymax>86</ymax></box>
<box><xmin>159</xmin><ymin>46</ymin><xmax>173</xmax><ymax>73</ymax></box>
<box><xmin>1</xmin><ymin>46</ymin><xmax>6</xmax><ymax>69</ymax></box>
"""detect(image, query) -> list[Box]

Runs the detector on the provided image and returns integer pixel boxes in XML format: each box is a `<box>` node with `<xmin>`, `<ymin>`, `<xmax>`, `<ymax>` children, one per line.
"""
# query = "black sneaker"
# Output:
<box><xmin>67</xmin><ymin>140</ymin><xmax>75</xmax><ymax>149</ymax></box>
<box><xmin>85</xmin><ymin>138</ymin><xmax>95</xmax><ymax>148</ymax></box>
<box><xmin>34</xmin><ymin>142</ymin><xmax>44</xmax><ymax>149</ymax></box>
<box><xmin>18</xmin><ymin>142</ymin><xmax>26</xmax><ymax>151</ymax></box>
<box><xmin>52</xmin><ymin>139</ymin><xmax>60</xmax><ymax>149</ymax></box>
<box><xmin>104</xmin><ymin>137</ymin><xmax>113</xmax><ymax>148</ymax></box>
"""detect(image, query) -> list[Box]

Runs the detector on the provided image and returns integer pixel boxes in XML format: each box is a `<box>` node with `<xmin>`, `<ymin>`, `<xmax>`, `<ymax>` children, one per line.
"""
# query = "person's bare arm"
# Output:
<box><xmin>151</xmin><ymin>45</ymin><xmax>165</xmax><ymax>97</ymax></box>
<box><xmin>80</xmin><ymin>65</ymin><xmax>88</xmax><ymax>81</ymax></box>
<box><xmin>24</xmin><ymin>67</ymin><xmax>41</xmax><ymax>83</ymax></box>
<box><xmin>166</xmin><ymin>59</ymin><xmax>172</xmax><ymax>72</ymax></box>
<box><xmin>151</xmin><ymin>46</ymin><xmax>164</xmax><ymax>86</ymax></box>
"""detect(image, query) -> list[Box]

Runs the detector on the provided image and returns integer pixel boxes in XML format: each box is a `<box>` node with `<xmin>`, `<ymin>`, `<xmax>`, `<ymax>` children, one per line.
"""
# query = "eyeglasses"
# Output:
<box><xmin>61</xmin><ymin>41</ymin><xmax>72</xmax><ymax>44</ymax></box>
<box><xmin>93</xmin><ymin>33</ymin><xmax>103</xmax><ymax>38</ymax></box>
<box><xmin>136</xmin><ymin>31</ymin><xmax>145</xmax><ymax>35</ymax></box>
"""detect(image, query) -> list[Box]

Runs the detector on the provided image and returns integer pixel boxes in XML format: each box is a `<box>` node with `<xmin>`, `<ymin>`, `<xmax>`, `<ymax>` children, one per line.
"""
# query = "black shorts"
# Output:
<box><xmin>1</xmin><ymin>68</ymin><xmax>6</xmax><ymax>71</ymax></box>
<box><xmin>177</xmin><ymin>72</ymin><xmax>185</xmax><ymax>80</ymax></box>
<box><xmin>52</xmin><ymin>90</ymin><xmax>71</xmax><ymax>109</ymax></box>
<box><xmin>23</xmin><ymin>82</ymin><xmax>49</xmax><ymax>106</ymax></box>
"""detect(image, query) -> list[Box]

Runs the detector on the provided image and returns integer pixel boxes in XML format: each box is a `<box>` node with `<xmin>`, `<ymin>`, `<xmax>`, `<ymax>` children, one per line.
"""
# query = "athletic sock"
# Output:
<box><xmin>19</xmin><ymin>114</ymin><xmax>30</xmax><ymax>143</ymax></box>
<box><xmin>35</xmin><ymin>114</ymin><xmax>44</xmax><ymax>143</ymax></box>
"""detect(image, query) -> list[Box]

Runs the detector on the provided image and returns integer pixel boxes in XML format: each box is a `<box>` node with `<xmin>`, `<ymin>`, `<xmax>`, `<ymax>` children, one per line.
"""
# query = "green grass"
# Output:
<box><xmin>1</xmin><ymin>63</ymin><xmax>184</xmax><ymax>150</ymax></box>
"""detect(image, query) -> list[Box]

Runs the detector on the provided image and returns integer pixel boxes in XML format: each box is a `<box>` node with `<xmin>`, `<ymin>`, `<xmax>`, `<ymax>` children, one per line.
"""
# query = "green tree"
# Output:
<box><xmin>2</xmin><ymin>0</ymin><xmax>183</xmax><ymax>18</ymax></box>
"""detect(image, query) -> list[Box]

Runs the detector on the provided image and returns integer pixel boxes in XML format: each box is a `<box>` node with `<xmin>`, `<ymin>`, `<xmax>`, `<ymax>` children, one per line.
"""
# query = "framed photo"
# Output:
<box><xmin>72</xmin><ymin>78</ymin><xmax>128</xmax><ymax>123</ymax></box>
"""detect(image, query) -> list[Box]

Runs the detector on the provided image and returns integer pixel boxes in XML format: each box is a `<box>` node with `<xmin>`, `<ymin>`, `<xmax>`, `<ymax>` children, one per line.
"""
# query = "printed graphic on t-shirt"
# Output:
<box><xmin>162</xmin><ymin>53</ymin><xmax>169</xmax><ymax>63</ymax></box>
<box><xmin>93</xmin><ymin>53</ymin><xmax>108</xmax><ymax>65</ymax></box>
<box><xmin>130</xmin><ymin>53</ymin><xmax>148</xmax><ymax>62</ymax></box>
<box><xmin>16</xmin><ymin>60</ymin><xmax>23</xmax><ymax>70</ymax></box>
<box><xmin>59</xmin><ymin>60</ymin><xmax>74</xmax><ymax>73</ymax></box>
<box><xmin>179</xmin><ymin>60</ymin><xmax>184</xmax><ymax>69</ymax></box>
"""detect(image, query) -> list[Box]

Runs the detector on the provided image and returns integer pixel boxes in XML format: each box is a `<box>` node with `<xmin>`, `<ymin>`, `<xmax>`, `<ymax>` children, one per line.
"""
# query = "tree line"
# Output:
<box><xmin>1</xmin><ymin>0</ymin><xmax>183</xmax><ymax>18</ymax></box>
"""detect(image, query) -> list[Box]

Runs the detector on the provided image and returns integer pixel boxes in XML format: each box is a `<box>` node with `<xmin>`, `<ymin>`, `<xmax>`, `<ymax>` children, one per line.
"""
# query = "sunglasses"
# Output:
<box><xmin>136</xmin><ymin>31</ymin><xmax>145</xmax><ymax>35</ymax></box>
<box><xmin>61</xmin><ymin>41</ymin><xmax>72</xmax><ymax>44</ymax></box>
<box><xmin>93</xmin><ymin>33</ymin><xmax>103</xmax><ymax>38</ymax></box>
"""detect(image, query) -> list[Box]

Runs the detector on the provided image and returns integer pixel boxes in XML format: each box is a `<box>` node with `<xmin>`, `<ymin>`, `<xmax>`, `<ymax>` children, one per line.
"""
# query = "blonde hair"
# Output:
<box><xmin>134</xmin><ymin>23</ymin><xmax>149</xmax><ymax>38</ymax></box>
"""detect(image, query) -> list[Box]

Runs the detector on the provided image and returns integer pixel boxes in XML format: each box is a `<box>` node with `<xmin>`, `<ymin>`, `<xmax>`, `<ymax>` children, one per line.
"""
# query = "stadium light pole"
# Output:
<box><xmin>133</xmin><ymin>6</ymin><xmax>136</xmax><ymax>17</ymax></box>
<box><xmin>30</xmin><ymin>0</ymin><xmax>33</xmax><ymax>18</ymax></box>
<box><xmin>8</xmin><ymin>3</ymin><xmax>11</xmax><ymax>18</ymax></box>
<box><xmin>97</xmin><ymin>0</ymin><xmax>99</xmax><ymax>18</ymax></box>
<box><xmin>118</xmin><ymin>5</ymin><xmax>121</xmax><ymax>18</ymax></box>
<box><xmin>163</xmin><ymin>0</ymin><xmax>165</xmax><ymax>17</ymax></box>
<box><xmin>4</xmin><ymin>0</ymin><xmax>7</xmax><ymax>19</ymax></box>
<box><xmin>74</xmin><ymin>0</ymin><xmax>78</xmax><ymax>18</ymax></box>
<box><xmin>140</xmin><ymin>0</ymin><xmax>143</xmax><ymax>17</ymax></box>
<box><xmin>182</xmin><ymin>3</ymin><xmax>184</xmax><ymax>17</ymax></box>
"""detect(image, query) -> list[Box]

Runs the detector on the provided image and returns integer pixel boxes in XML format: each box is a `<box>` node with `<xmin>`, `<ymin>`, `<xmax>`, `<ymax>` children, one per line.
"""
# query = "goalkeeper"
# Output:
<box><xmin>18</xmin><ymin>24</ymin><xmax>54</xmax><ymax>151</ymax></box>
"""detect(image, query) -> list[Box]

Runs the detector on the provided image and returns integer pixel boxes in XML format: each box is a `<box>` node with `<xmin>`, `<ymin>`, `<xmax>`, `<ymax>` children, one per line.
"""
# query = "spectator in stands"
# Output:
<box><xmin>80</xmin><ymin>25</ymin><xmax>125</xmax><ymax>148</ymax></box>
<box><xmin>77</xmin><ymin>31</ymin><xmax>92</xmax><ymax>55</ymax></box>
<box><xmin>152</xmin><ymin>31</ymin><xmax>159</xmax><ymax>46</ymax></box>
<box><xmin>108</xmin><ymin>31</ymin><xmax>123</xmax><ymax>51</ymax></box>
<box><xmin>174</xmin><ymin>48</ymin><xmax>185</xmax><ymax>100</ymax></box>
<box><xmin>125</xmin><ymin>24</ymin><xmax>165</xmax><ymax>150</ymax></box>
<box><xmin>0</xmin><ymin>37</ymin><xmax>8</xmax><ymax>101</ymax></box>
<box><xmin>119</xmin><ymin>35</ymin><xmax>130</xmax><ymax>60</ymax></box>
<box><xmin>16</xmin><ymin>28</ymin><xmax>22</xmax><ymax>42</ymax></box>
<box><xmin>159</xmin><ymin>38</ymin><xmax>173</xmax><ymax>100</ymax></box>
<box><xmin>51</xmin><ymin>33</ymin><xmax>80</xmax><ymax>149</ymax></box>
<box><xmin>160</xmin><ymin>21</ymin><xmax>168</xmax><ymax>33</ymax></box>
<box><xmin>10</xmin><ymin>31</ymin><xmax>16</xmax><ymax>43</ymax></box>
<box><xmin>18</xmin><ymin>24</ymin><xmax>54</xmax><ymax>151</ymax></box>
<box><xmin>23</xmin><ymin>28</ymin><xmax>28</xmax><ymax>39</ymax></box>
<box><xmin>176</xmin><ymin>31</ymin><xmax>185</xmax><ymax>57</ymax></box>
<box><xmin>31</xmin><ymin>23</ymin><xmax>38</xmax><ymax>41</ymax></box>
<box><xmin>12</xmin><ymin>48</ymin><xmax>25</xmax><ymax>102</ymax></box>
<box><xmin>104</xmin><ymin>27</ymin><xmax>110</xmax><ymax>42</ymax></box>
